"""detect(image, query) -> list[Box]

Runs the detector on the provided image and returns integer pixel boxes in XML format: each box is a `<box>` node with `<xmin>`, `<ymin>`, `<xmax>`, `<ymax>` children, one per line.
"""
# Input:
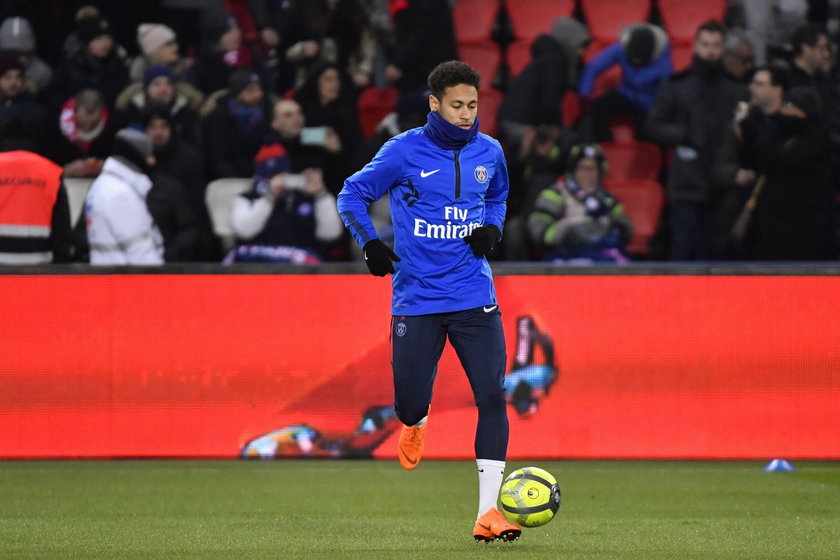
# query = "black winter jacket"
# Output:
<box><xmin>645</xmin><ymin>57</ymin><xmax>746</xmax><ymax>202</ymax></box>
<box><xmin>498</xmin><ymin>34</ymin><xmax>570</xmax><ymax>127</ymax></box>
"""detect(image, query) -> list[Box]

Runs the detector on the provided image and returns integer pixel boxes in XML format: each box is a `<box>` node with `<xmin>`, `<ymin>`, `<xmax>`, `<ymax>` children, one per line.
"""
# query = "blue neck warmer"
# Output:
<box><xmin>423</xmin><ymin>111</ymin><xmax>479</xmax><ymax>150</ymax></box>
<box><xmin>227</xmin><ymin>99</ymin><xmax>265</xmax><ymax>132</ymax></box>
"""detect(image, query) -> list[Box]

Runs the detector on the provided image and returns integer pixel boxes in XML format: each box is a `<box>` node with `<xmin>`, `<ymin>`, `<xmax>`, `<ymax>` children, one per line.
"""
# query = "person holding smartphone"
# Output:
<box><xmin>225</xmin><ymin>132</ymin><xmax>344</xmax><ymax>265</ymax></box>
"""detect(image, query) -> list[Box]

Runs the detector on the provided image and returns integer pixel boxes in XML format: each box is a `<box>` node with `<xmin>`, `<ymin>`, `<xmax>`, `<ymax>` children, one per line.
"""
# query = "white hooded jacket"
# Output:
<box><xmin>85</xmin><ymin>156</ymin><xmax>164</xmax><ymax>265</ymax></box>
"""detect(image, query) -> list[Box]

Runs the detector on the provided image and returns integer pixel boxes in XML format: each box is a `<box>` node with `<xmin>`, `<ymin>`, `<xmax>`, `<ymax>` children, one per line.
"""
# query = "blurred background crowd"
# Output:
<box><xmin>1</xmin><ymin>0</ymin><xmax>839</xmax><ymax>265</ymax></box>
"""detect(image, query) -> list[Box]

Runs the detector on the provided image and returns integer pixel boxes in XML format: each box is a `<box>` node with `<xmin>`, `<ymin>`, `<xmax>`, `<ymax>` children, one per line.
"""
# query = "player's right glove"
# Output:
<box><xmin>464</xmin><ymin>224</ymin><xmax>501</xmax><ymax>257</ymax></box>
<box><xmin>363</xmin><ymin>239</ymin><xmax>400</xmax><ymax>276</ymax></box>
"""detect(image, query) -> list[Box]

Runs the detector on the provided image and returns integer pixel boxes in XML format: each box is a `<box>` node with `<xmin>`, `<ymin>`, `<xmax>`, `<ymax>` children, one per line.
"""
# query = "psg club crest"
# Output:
<box><xmin>395</xmin><ymin>322</ymin><xmax>407</xmax><ymax>337</ymax></box>
<box><xmin>474</xmin><ymin>165</ymin><xmax>488</xmax><ymax>183</ymax></box>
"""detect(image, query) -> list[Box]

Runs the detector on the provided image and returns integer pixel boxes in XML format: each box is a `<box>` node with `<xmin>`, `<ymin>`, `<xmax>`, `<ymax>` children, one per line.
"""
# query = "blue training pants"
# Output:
<box><xmin>391</xmin><ymin>305</ymin><xmax>509</xmax><ymax>461</ymax></box>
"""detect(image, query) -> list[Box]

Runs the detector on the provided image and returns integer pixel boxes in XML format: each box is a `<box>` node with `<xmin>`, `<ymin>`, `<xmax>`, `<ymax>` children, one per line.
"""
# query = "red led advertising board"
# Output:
<box><xmin>0</xmin><ymin>274</ymin><xmax>838</xmax><ymax>459</ymax></box>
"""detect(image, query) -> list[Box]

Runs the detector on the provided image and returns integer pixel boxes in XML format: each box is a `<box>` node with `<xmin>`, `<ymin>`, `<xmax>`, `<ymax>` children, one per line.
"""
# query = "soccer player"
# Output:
<box><xmin>337</xmin><ymin>61</ymin><xmax>518</xmax><ymax>542</ymax></box>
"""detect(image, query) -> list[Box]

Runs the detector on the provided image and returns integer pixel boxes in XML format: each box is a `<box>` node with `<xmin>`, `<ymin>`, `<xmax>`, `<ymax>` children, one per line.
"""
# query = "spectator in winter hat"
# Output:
<box><xmin>59</xmin><ymin>6</ymin><xmax>111</xmax><ymax>61</ymax></box>
<box><xmin>138</xmin><ymin>24</ymin><xmax>177</xmax><ymax>60</ymax></box>
<box><xmin>225</xmin><ymin>139</ymin><xmax>343</xmax><ymax>265</ymax></box>
<box><xmin>189</xmin><ymin>12</ymin><xmax>257</xmax><ymax>95</ymax></box>
<box><xmin>129</xmin><ymin>23</ymin><xmax>191</xmax><ymax>83</ymax></box>
<box><xmin>527</xmin><ymin>143</ymin><xmax>633</xmax><ymax>263</ymax></box>
<box><xmin>227</xmin><ymin>68</ymin><xmax>263</xmax><ymax>104</ymax></box>
<box><xmin>47</xmin><ymin>13</ymin><xmax>129</xmax><ymax>108</ymax></box>
<box><xmin>85</xmin><ymin>128</ymin><xmax>165</xmax><ymax>265</ymax></box>
<box><xmin>498</xmin><ymin>16</ymin><xmax>590</xmax><ymax>159</ymax></box>
<box><xmin>115</xmin><ymin>65</ymin><xmax>201</xmax><ymax>143</ymax></box>
<box><xmin>77</xmin><ymin>16</ymin><xmax>113</xmax><ymax>57</ymax></box>
<box><xmin>0</xmin><ymin>16</ymin><xmax>53</xmax><ymax>94</ymax></box>
<box><xmin>577</xmin><ymin>23</ymin><xmax>674</xmax><ymax>142</ymax></box>
<box><xmin>202</xmin><ymin>68</ymin><xmax>270</xmax><ymax>178</ymax></box>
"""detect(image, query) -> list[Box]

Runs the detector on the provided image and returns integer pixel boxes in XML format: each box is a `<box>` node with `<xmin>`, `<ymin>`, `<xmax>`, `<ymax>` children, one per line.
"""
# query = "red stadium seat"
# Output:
<box><xmin>604</xmin><ymin>178</ymin><xmax>664</xmax><ymax>256</ymax></box>
<box><xmin>506</xmin><ymin>0</ymin><xmax>575</xmax><ymax>42</ymax></box>
<box><xmin>582</xmin><ymin>40</ymin><xmax>604</xmax><ymax>63</ymax></box>
<box><xmin>459</xmin><ymin>41</ymin><xmax>502</xmax><ymax>85</ymax></box>
<box><xmin>506</xmin><ymin>39</ymin><xmax>532</xmax><ymax>78</ymax></box>
<box><xmin>591</xmin><ymin>65</ymin><xmax>623</xmax><ymax>97</ymax></box>
<box><xmin>357</xmin><ymin>87</ymin><xmax>398</xmax><ymax>139</ymax></box>
<box><xmin>610</xmin><ymin>115</ymin><xmax>637</xmax><ymax>144</ymax></box>
<box><xmin>478</xmin><ymin>88</ymin><xmax>503</xmax><ymax>137</ymax></box>
<box><xmin>561</xmin><ymin>90</ymin><xmax>582</xmax><ymax>128</ymax></box>
<box><xmin>658</xmin><ymin>0</ymin><xmax>728</xmax><ymax>45</ymax></box>
<box><xmin>580</xmin><ymin>0</ymin><xmax>651</xmax><ymax>44</ymax></box>
<box><xmin>601</xmin><ymin>141</ymin><xmax>663</xmax><ymax>181</ymax></box>
<box><xmin>670</xmin><ymin>44</ymin><xmax>694</xmax><ymax>71</ymax></box>
<box><xmin>453</xmin><ymin>0</ymin><xmax>501</xmax><ymax>43</ymax></box>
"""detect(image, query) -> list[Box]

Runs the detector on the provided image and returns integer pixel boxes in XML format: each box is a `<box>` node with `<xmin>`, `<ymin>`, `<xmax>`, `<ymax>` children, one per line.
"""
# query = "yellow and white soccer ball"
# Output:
<box><xmin>499</xmin><ymin>466</ymin><xmax>561</xmax><ymax>527</ymax></box>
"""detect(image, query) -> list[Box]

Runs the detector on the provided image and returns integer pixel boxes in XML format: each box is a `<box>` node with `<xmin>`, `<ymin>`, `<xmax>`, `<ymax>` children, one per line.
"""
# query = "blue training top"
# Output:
<box><xmin>337</xmin><ymin>112</ymin><xmax>509</xmax><ymax>316</ymax></box>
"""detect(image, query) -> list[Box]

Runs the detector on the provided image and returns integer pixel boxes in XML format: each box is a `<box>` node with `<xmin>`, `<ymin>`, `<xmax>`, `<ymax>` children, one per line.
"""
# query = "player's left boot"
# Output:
<box><xmin>473</xmin><ymin>507</ymin><xmax>521</xmax><ymax>542</ymax></box>
<box><xmin>397</xmin><ymin>419</ymin><xmax>427</xmax><ymax>470</ymax></box>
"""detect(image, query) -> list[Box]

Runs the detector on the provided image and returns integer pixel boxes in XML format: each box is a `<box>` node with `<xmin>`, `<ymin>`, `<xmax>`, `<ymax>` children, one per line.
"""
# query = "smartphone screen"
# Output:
<box><xmin>300</xmin><ymin>127</ymin><xmax>327</xmax><ymax>145</ymax></box>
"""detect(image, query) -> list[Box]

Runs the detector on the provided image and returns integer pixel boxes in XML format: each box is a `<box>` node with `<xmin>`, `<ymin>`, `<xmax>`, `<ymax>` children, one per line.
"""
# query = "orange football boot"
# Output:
<box><xmin>473</xmin><ymin>507</ymin><xmax>521</xmax><ymax>543</ymax></box>
<box><xmin>397</xmin><ymin>418</ymin><xmax>427</xmax><ymax>470</ymax></box>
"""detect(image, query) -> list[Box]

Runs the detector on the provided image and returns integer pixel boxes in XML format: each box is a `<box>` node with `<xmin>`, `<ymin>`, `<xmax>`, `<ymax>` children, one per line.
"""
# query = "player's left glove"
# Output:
<box><xmin>464</xmin><ymin>224</ymin><xmax>501</xmax><ymax>257</ymax></box>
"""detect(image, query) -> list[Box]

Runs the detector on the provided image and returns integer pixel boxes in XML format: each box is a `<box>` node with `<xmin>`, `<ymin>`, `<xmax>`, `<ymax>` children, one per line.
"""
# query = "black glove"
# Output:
<box><xmin>363</xmin><ymin>239</ymin><xmax>400</xmax><ymax>276</ymax></box>
<box><xmin>464</xmin><ymin>224</ymin><xmax>501</xmax><ymax>257</ymax></box>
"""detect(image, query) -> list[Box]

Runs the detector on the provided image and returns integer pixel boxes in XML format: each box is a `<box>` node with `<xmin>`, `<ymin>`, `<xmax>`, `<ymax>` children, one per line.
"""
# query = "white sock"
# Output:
<box><xmin>476</xmin><ymin>459</ymin><xmax>505</xmax><ymax>517</ymax></box>
<box><xmin>413</xmin><ymin>415</ymin><xmax>427</xmax><ymax>428</ymax></box>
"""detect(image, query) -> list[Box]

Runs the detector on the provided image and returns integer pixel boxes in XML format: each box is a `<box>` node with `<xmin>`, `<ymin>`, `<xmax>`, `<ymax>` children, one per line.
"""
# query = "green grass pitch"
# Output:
<box><xmin>1</xmin><ymin>460</ymin><xmax>838</xmax><ymax>559</ymax></box>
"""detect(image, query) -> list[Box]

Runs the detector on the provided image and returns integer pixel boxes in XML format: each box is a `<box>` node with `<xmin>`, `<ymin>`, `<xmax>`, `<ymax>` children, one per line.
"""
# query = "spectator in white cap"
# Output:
<box><xmin>0</xmin><ymin>16</ymin><xmax>53</xmax><ymax>94</ymax></box>
<box><xmin>84</xmin><ymin>128</ymin><xmax>164</xmax><ymax>265</ymax></box>
<box><xmin>129</xmin><ymin>23</ymin><xmax>191</xmax><ymax>83</ymax></box>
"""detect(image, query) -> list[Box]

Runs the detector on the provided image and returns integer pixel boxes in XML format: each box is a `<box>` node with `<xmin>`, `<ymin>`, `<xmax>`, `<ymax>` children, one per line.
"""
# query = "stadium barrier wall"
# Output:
<box><xmin>1</xmin><ymin>264</ymin><xmax>839</xmax><ymax>460</ymax></box>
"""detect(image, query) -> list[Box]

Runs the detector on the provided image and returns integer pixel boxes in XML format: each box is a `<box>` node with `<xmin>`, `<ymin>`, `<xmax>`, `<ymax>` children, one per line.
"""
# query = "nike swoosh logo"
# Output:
<box><xmin>420</xmin><ymin>169</ymin><xmax>440</xmax><ymax>178</ymax></box>
<box><xmin>483</xmin><ymin>305</ymin><xmax>498</xmax><ymax>313</ymax></box>
<box><xmin>398</xmin><ymin>448</ymin><xmax>418</xmax><ymax>466</ymax></box>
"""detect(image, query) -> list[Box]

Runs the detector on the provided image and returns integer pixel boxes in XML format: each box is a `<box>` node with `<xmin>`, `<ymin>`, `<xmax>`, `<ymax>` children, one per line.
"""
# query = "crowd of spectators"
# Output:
<box><xmin>0</xmin><ymin>0</ymin><xmax>838</xmax><ymax>265</ymax></box>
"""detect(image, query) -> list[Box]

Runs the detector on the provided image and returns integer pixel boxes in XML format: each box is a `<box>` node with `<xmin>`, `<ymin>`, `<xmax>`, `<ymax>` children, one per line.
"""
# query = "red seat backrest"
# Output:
<box><xmin>580</xmin><ymin>0</ymin><xmax>652</xmax><ymax>44</ymax></box>
<box><xmin>507</xmin><ymin>0</ymin><xmax>575</xmax><ymax>43</ymax></box>
<box><xmin>454</xmin><ymin>0</ymin><xmax>501</xmax><ymax>43</ymax></box>
<box><xmin>357</xmin><ymin>87</ymin><xmax>399</xmax><ymax>139</ymax></box>
<box><xmin>604</xmin><ymin>178</ymin><xmax>664</xmax><ymax>255</ymax></box>
<box><xmin>506</xmin><ymin>40</ymin><xmax>532</xmax><ymax>78</ymax></box>
<box><xmin>601</xmin><ymin>141</ymin><xmax>663</xmax><ymax>181</ymax></box>
<box><xmin>658</xmin><ymin>0</ymin><xmax>728</xmax><ymax>45</ymax></box>
<box><xmin>478</xmin><ymin>88</ymin><xmax>503</xmax><ymax>137</ymax></box>
<box><xmin>459</xmin><ymin>42</ymin><xmax>501</xmax><ymax>85</ymax></box>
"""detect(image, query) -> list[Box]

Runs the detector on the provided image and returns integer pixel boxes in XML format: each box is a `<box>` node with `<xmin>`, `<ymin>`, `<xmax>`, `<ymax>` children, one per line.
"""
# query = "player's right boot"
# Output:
<box><xmin>397</xmin><ymin>418</ymin><xmax>427</xmax><ymax>470</ymax></box>
<box><xmin>473</xmin><ymin>507</ymin><xmax>521</xmax><ymax>543</ymax></box>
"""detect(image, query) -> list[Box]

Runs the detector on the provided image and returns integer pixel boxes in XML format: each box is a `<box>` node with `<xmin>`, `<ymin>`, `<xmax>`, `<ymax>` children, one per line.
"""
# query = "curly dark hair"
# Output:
<box><xmin>427</xmin><ymin>60</ymin><xmax>480</xmax><ymax>101</ymax></box>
